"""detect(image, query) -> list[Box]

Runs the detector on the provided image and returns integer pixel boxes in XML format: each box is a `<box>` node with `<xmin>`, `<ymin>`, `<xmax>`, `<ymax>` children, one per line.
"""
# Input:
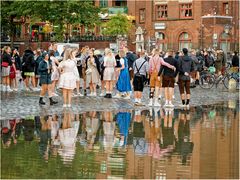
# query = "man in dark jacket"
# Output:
<box><xmin>178</xmin><ymin>48</ymin><xmax>194</xmax><ymax>108</ymax></box>
<box><xmin>124</xmin><ymin>47</ymin><xmax>137</xmax><ymax>82</ymax></box>
<box><xmin>232</xmin><ymin>51</ymin><xmax>239</xmax><ymax>67</ymax></box>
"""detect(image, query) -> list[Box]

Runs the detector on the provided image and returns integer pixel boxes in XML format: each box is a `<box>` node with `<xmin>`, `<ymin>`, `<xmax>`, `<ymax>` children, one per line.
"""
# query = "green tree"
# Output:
<box><xmin>1</xmin><ymin>0</ymin><xmax>101</xmax><ymax>42</ymax></box>
<box><xmin>102</xmin><ymin>13</ymin><xmax>132</xmax><ymax>36</ymax></box>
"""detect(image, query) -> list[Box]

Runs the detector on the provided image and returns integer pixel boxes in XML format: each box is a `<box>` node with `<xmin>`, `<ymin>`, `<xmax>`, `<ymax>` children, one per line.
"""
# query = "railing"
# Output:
<box><xmin>70</xmin><ymin>35</ymin><xmax>116</xmax><ymax>42</ymax></box>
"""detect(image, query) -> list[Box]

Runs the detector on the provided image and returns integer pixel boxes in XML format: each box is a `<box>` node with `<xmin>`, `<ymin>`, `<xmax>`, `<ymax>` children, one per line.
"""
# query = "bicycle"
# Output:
<box><xmin>224</xmin><ymin>67</ymin><xmax>239</xmax><ymax>90</ymax></box>
<box><xmin>199</xmin><ymin>66</ymin><xmax>231</xmax><ymax>89</ymax></box>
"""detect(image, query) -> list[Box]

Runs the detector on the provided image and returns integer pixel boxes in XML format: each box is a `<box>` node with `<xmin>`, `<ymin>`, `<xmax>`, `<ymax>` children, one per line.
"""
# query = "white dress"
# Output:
<box><xmin>50</xmin><ymin>56</ymin><xmax>60</xmax><ymax>81</ymax></box>
<box><xmin>58</xmin><ymin>59</ymin><xmax>77</xmax><ymax>90</ymax></box>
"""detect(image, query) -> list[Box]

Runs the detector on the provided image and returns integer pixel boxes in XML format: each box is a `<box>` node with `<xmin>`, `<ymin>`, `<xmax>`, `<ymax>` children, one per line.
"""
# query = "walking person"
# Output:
<box><xmin>9</xmin><ymin>56</ymin><xmax>17</xmax><ymax>91</ymax></box>
<box><xmin>86</xmin><ymin>49</ymin><xmax>100</xmax><ymax>96</ymax></box>
<box><xmin>1</xmin><ymin>46</ymin><xmax>13</xmax><ymax>92</ymax></box>
<box><xmin>133</xmin><ymin>51</ymin><xmax>149</xmax><ymax>105</ymax></box>
<box><xmin>232</xmin><ymin>51</ymin><xmax>239</xmax><ymax>67</ymax></box>
<box><xmin>103</xmin><ymin>48</ymin><xmax>116</xmax><ymax>98</ymax></box>
<box><xmin>58</xmin><ymin>48</ymin><xmax>77</xmax><ymax>108</ymax></box>
<box><xmin>49</xmin><ymin>50</ymin><xmax>60</xmax><ymax>97</ymax></box>
<box><xmin>158</xmin><ymin>50</ymin><xmax>178</xmax><ymax>107</ymax></box>
<box><xmin>148</xmin><ymin>48</ymin><xmax>175</xmax><ymax>107</ymax></box>
<box><xmin>38</xmin><ymin>52</ymin><xmax>58</xmax><ymax>105</ymax></box>
<box><xmin>115</xmin><ymin>50</ymin><xmax>132</xmax><ymax>99</ymax></box>
<box><xmin>178</xmin><ymin>48</ymin><xmax>194</xmax><ymax>108</ymax></box>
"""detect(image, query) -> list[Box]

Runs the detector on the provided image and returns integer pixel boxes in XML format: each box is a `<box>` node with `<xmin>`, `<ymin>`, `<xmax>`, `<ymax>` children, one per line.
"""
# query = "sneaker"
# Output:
<box><xmin>63</xmin><ymin>104</ymin><xmax>67</xmax><ymax>108</ymax></box>
<box><xmin>180</xmin><ymin>104</ymin><xmax>186</xmax><ymax>108</ymax></box>
<box><xmin>25</xmin><ymin>87</ymin><xmax>30</xmax><ymax>91</ymax></box>
<box><xmin>6</xmin><ymin>87</ymin><xmax>13</xmax><ymax>92</ymax></box>
<box><xmin>13</xmin><ymin>88</ymin><xmax>18</xmax><ymax>92</ymax></box>
<box><xmin>92</xmin><ymin>92</ymin><xmax>97</xmax><ymax>97</ymax></box>
<box><xmin>1</xmin><ymin>85</ymin><xmax>6</xmax><ymax>92</ymax></box>
<box><xmin>186</xmin><ymin>104</ymin><xmax>190</xmax><ymax>109</ymax></box>
<box><xmin>174</xmin><ymin>83</ymin><xmax>178</xmax><ymax>86</ymax></box>
<box><xmin>113</xmin><ymin>93</ymin><xmax>121</xmax><ymax>98</ymax></box>
<box><xmin>123</xmin><ymin>95</ymin><xmax>131</xmax><ymax>100</ymax></box>
<box><xmin>77</xmin><ymin>93</ymin><xmax>84</xmax><ymax>97</ymax></box>
<box><xmin>99</xmin><ymin>93</ymin><xmax>105</xmax><ymax>97</ymax></box>
<box><xmin>148</xmin><ymin>99</ymin><xmax>153</xmax><ymax>106</ymax></box>
<box><xmin>158</xmin><ymin>96</ymin><xmax>162</xmax><ymax>100</ymax></box>
<box><xmin>88</xmin><ymin>92</ymin><xmax>94</xmax><ymax>97</ymax></box>
<box><xmin>172</xmin><ymin>95</ymin><xmax>175</xmax><ymax>99</ymax></box>
<box><xmin>67</xmin><ymin>104</ymin><xmax>71</xmax><ymax>108</ymax></box>
<box><xmin>153</xmin><ymin>100</ymin><xmax>161</xmax><ymax>107</ymax></box>
<box><xmin>52</xmin><ymin>93</ymin><xmax>59</xmax><ymax>97</ymax></box>
<box><xmin>33</xmin><ymin>87</ymin><xmax>39</xmax><ymax>91</ymax></box>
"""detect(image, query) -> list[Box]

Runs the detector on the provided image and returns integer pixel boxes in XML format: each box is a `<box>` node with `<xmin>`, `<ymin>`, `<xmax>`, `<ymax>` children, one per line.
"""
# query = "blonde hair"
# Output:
<box><xmin>119</xmin><ymin>50</ymin><xmax>126</xmax><ymax>58</ymax></box>
<box><xmin>63</xmin><ymin>48</ymin><xmax>72</xmax><ymax>61</ymax></box>
<box><xmin>105</xmin><ymin>48</ymin><xmax>112</xmax><ymax>56</ymax></box>
<box><xmin>70</xmin><ymin>47</ymin><xmax>78</xmax><ymax>59</ymax></box>
<box><xmin>3</xmin><ymin>46</ymin><xmax>10</xmax><ymax>53</ymax></box>
<box><xmin>153</xmin><ymin>48</ymin><xmax>160</xmax><ymax>55</ymax></box>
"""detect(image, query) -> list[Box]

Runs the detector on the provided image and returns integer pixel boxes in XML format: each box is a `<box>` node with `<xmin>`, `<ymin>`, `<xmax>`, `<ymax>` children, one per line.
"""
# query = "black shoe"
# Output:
<box><xmin>39</xmin><ymin>97</ymin><xmax>46</xmax><ymax>105</ymax></box>
<box><xmin>195</xmin><ymin>80</ymin><xmax>199</xmax><ymax>85</ymax></box>
<box><xmin>108</xmin><ymin>94</ymin><xmax>112</xmax><ymax>98</ymax></box>
<box><xmin>49</xmin><ymin>97</ymin><xmax>58</xmax><ymax>105</ymax></box>
<box><xmin>84</xmin><ymin>89</ymin><xmax>87</xmax><ymax>96</ymax></box>
<box><xmin>104</xmin><ymin>94</ymin><xmax>109</xmax><ymax>98</ymax></box>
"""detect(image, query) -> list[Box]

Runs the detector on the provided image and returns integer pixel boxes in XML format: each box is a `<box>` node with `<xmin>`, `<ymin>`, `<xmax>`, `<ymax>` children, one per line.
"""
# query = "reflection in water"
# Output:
<box><xmin>1</xmin><ymin>101</ymin><xmax>239</xmax><ymax>179</ymax></box>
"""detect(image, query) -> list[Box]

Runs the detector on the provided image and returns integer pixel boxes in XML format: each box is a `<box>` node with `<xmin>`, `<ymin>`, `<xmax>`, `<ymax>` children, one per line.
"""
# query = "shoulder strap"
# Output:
<box><xmin>135</xmin><ymin>60</ymin><xmax>147</xmax><ymax>73</ymax></box>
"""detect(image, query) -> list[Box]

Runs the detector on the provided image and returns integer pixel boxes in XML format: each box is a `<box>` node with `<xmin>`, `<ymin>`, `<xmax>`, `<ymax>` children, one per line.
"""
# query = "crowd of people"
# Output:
<box><xmin>1</xmin><ymin>44</ymin><xmax>239</xmax><ymax>108</ymax></box>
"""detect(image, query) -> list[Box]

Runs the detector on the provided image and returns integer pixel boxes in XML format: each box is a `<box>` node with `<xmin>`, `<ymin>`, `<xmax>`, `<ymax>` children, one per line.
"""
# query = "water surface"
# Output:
<box><xmin>1</xmin><ymin>101</ymin><xmax>239</xmax><ymax>179</ymax></box>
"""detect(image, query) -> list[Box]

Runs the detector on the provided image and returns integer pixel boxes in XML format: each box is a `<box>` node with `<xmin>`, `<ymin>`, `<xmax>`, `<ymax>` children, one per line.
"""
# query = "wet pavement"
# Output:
<box><xmin>1</xmin><ymin>101</ymin><xmax>239</xmax><ymax>179</ymax></box>
<box><xmin>0</xmin><ymin>85</ymin><xmax>239</xmax><ymax>119</ymax></box>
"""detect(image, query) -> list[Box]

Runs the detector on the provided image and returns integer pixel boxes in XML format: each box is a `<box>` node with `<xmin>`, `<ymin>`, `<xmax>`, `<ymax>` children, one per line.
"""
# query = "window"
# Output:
<box><xmin>139</xmin><ymin>9</ymin><xmax>146</xmax><ymax>23</ymax></box>
<box><xmin>155</xmin><ymin>32</ymin><xmax>167</xmax><ymax>51</ymax></box>
<box><xmin>100</xmin><ymin>0</ymin><xmax>108</xmax><ymax>7</ymax></box>
<box><xmin>180</xmin><ymin>3</ymin><xmax>193</xmax><ymax>18</ymax></box>
<box><xmin>179</xmin><ymin>32</ymin><xmax>192</xmax><ymax>50</ymax></box>
<box><xmin>114</xmin><ymin>0</ymin><xmax>127</xmax><ymax>7</ymax></box>
<box><xmin>223</xmin><ymin>2</ymin><xmax>229</xmax><ymax>15</ymax></box>
<box><xmin>156</xmin><ymin>5</ymin><xmax>168</xmax><ymax>20</ymax></box>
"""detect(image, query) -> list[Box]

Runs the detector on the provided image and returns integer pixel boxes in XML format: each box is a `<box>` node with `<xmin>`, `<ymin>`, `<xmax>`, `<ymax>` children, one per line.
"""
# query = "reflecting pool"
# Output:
<box><xmin>1</xmin><ymin>101</ymin><xmax>239</xmax><ymax>179</ymax></box>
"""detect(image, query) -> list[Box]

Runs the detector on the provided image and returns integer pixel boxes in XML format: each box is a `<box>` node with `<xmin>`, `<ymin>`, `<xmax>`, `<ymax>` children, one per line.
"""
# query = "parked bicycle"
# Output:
<box><xmin>199</xmin><ymin>66</ymin><xmax>232</xmax><ymax>89</ymax></box>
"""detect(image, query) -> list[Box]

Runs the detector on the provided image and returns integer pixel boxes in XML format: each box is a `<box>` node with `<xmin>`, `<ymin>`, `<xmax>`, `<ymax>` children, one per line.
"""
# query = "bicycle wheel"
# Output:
<box><xmin>223</xmin><ymin>74</ymin><xmax>231</xmax><ymax>89</ymax></box>
<box><xmin>199</xmin><ymin>74</ymin><xmax>215</xmax><ymax>89</ymax></box>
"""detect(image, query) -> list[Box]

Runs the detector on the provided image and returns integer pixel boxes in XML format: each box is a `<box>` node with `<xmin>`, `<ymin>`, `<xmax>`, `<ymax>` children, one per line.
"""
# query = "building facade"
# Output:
<box><xmin>127</xmin><ymin>0</ymin><xmax>239</xmax><ymax>53</ymax></box>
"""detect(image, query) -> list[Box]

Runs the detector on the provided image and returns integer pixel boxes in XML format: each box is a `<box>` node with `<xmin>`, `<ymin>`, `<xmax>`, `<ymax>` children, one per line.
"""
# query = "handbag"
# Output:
<box><xmin>1</xmin><ymin>61</ymin><xmax>9</xmax><ymax>67</ymax></box>
<box><xmin>85</xmin><ymin>68</ymin><xmax>92</xmax><ymax>75</ymax></box>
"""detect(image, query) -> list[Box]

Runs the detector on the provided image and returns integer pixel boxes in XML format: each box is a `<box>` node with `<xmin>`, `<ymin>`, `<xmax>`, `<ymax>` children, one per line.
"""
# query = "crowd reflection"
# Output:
<box><xmin>1</xmin><ymin>101</ymin><xmax>239</xmax><ymax>178</ymax></box>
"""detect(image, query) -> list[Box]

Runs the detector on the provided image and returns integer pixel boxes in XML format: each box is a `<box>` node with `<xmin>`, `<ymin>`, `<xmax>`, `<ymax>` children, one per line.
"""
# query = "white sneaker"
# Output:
<box><xmin>13</xmin><ymin>88</ymin><xmax>18</xmax><ymax>92</ymax></box>
<box><xmin>67</xmin><ymin>104</ymin><xmax>71</xmax><ymax>108</ymax></box>
<box><xmin>158</xmin><ymin>95</ymin><xmax>162</xmax><ymax>100</ymax></box>
<box><xmin>63</xmin><ymin>104</ymin><xmax>67</xmax><ymax>108</ymax></box>
<box><xmin>113</xmin><ymin>93</ymin><xmax>121</xmax><ymax>98</ymax></box>
<box><xmin>148</xmin><ymin>99</ymin><xmax>153</xmax><ymax>106</ymax></box>
<box><xmin>72</xmin><ymin>93</ymin><xmax>78</xmax><ymax>97</ymax></box>
<box><xmin>88</xmin><ymin>93</ymin><xmax>93</xmax><ymax>97</ymax></box>
<box><xmin>92</xmin><ymin>92</ymin><xmax>97</xmax><ymax>97</ymax></box>
<box><xmin>180</xmin><ymin>104</ymin><xmax>186</xmax><ymax>108</ymax></box>
<box><xmin>6</xmin><ymin>86</ymin><xmax>13</xmax><ymax>92</ymax></box>
<box><xmin>77</xmin><ymin>93</ymin><xmax>84</xmax><ymax>97</ymax></box>
<box><xmin>25</xmin><ymin>87</ymin><xmax>30</xmax><ymax>91</ymax></box>
<box><xmin>123</xmin><ymin>95</ymin><xmax>131</xmax><ymax>100</ymax></box>
<box><xmin>32</xmin><ymin>87</ymin><xmax>39</xmax><ymax>92</ymax></box>
<box><xmin>153</xmin><ymin>100</ymin><xmax>161</xmax><ymax>107</ymax></box>
<box><xmin>186</xmin><ymin>104</ymin><xmax>190</xmax><ymax>109</ymax></box>
<box><xmin>99</xmin><ymin>93</ymin><xmax>105</xmax><ymax>97</ymax></box>
<box><xmin>172</xmin><ymin>95</ymin><xmax>175</xmax><ymax>99</ymax></box>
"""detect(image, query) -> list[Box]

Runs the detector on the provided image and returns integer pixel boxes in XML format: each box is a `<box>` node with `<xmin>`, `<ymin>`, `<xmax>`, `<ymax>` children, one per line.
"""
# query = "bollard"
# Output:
<box><xmin>228</xmin><ymin>78</ymin><xmax>236</xmax><ymax>92</ymax></box>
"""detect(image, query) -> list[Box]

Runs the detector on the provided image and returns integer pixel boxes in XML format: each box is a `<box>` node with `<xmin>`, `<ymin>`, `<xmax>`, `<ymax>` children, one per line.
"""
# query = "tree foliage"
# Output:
<box><xmin>1</xmin><ymin>0</ymin><xmax>101</xmax><ymax>42</ymax></box>
<box><xmin>102</xmin><ymin>13</ymin><xmax>132</xmax><ymax>36</ymax></box>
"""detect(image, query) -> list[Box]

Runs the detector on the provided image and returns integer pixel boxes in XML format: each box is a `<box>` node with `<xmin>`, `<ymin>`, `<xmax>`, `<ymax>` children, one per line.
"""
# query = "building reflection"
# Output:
<box><xmin>1</xmin><ymin>101</ymin><xmax>239</xmax><ymax>179</ymax></box>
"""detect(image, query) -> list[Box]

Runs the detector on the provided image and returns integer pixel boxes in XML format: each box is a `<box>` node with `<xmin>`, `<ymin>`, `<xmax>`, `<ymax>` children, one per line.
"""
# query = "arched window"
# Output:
<box><xmin>220</xmin><ymin>32</ymin><xmax>230</xmax><ymax>53</ymax></box>
<box><xmin>156</xmin><ymin>32</ymin><xmax>167</xmax><ymax>51</ymax></box>
<box><xmin>179</xmin><ymin>32</ymin><xmax>192</xmax><ymax>50</ymax></box>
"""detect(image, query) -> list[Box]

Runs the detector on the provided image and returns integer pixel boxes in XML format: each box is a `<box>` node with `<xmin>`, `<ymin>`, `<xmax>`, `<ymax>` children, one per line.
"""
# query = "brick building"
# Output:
<box><xmin>127</xmin><ymin>0</ymin><xmax>239</xmax><ymax>53</ymax></box>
